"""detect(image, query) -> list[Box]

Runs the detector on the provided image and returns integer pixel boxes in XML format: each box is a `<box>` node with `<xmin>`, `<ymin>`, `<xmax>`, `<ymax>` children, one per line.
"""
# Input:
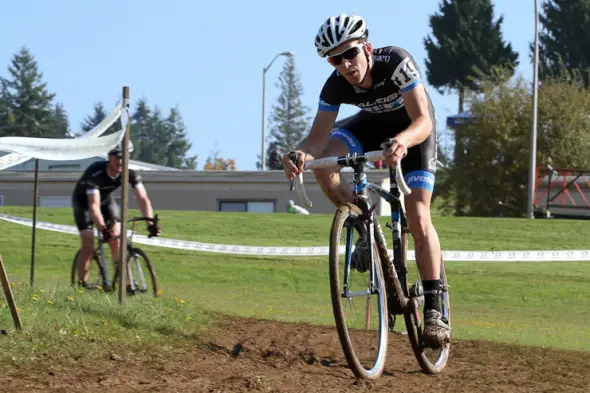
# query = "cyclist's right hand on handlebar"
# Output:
<box><xmin>102</xmin><ymin>228</ymin><xmax>113</xmax><ymax>242</ymax></box>
<box><xmin>283</xmin><ymin>150</ymin><xmax>305</xmax><ymax>181</ymax></box>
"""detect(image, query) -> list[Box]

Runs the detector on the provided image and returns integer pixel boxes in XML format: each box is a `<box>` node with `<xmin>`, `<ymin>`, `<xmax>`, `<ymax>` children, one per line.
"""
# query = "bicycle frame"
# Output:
<box><xmin>94</xmin><ymin>215</ymin><xmax>159</xmax><ymax>288</ymax></box>
<box><xmin>291</xmin><ymin>151</ymin><xmax>416</xmax><ymax>313</ymax></box>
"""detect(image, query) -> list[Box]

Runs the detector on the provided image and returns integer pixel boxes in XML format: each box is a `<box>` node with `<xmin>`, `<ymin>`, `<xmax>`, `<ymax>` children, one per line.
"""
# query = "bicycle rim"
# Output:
<box><xmin>404</xmin><ymin>251</ymin><xmax>451</xmax><ymax>374</ymax></box>
<box><xmin>329</xmin><ymin>203</ymin><xmax>388</xmax><ymax>379</ymax></box>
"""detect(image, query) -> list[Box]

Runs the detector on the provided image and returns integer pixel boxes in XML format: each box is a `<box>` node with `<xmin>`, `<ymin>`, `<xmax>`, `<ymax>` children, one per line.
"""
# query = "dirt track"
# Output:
<box><xmin>1</xmin><ymin>315</ymin><xmax>588</xmax><ymax>393</ymax></box>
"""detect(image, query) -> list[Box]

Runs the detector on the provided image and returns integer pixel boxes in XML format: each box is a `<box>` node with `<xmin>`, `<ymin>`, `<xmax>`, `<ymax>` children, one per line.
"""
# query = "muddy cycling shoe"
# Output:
<box><xmin>422</xmin><ymin>309</ymin><xmax>451</xmax><ymax>348</ymax></box>
<box><xmin>351</xmin><ymin>237</ymin><xmax>371</xmax><ymax>273</ymax></box>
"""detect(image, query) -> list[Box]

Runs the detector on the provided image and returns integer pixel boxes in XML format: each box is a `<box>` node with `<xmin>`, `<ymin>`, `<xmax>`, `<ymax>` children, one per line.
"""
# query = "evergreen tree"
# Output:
<box><xmin>536</xmin><ymin>0</ymin><xmax>590</xmax><ymax>85</ymax></box>
<box><xmin>128</xmin><ymin>100</ymin><xmax>196</xmax><ymax>169</ymax></box>
<box><xmin>141</xmin><ymin>105</ymin><xmax>169</xmax><ymax>164</ymax></box>
<box><xmin>164</xmin><ymin>107</ymin><xmax>197</xmax><ymax>169</ymax></box>
<box><xmin>424</xmin><ymin>0</ymin><xmax>519</xmax><ymax>112</ymax></box>
<box><xmin>0</xmin><ymin>46</ymin><xmax>60</xmax><ymax>137</ymax></box>
<box><xmin>130</xmin><ymin>99</ymin><xmax>152</xmax><ymax>162</ymax></box>
<box><xmin>79</xmin><ymin>101</ymin><xmax>121</xmax><ymax>137</ymax></box>
<box><xmin>266</xmin><ymin>56</ymin><xmax>310</xmax><ymax>169</ymax></box>
<box><xmin>0</xmin><ymin>86</ymin><xmax>12</xmax><ymax>137</ymax></box>
<box><xmin>52</xmin><ymin>103</ymin><xmax>71</xmax><ymax>137</ymax></box>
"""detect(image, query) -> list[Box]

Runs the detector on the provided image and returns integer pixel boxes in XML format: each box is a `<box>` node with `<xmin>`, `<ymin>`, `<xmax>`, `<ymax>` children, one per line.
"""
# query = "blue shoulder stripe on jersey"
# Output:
<box><xmin>318</xmin><ymin>101</ymin><xmax>340</xmax><ymax>112</ymax></box>
<box><xmin>400</xmin><ymin>79</ymin><xmax>422</xmax><ymax>93</ymax></box>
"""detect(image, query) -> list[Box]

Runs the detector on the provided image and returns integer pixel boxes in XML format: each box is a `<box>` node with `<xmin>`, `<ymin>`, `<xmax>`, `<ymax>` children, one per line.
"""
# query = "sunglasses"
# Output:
<box><xmin>327</xmin><ymin>43</ymin><xmax>366</xmax><ymax>66</ymax></box>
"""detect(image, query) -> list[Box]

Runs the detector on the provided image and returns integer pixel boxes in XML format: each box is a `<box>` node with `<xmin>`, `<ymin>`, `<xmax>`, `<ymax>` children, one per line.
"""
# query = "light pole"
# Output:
<box><xmin>261</xmin><ymin>51</ymin><xmax>294</xmax><ymax>170</ymax></box>
<box><xmin>527</xmin><ymin>0</ymin><xmax>540</xmax><ymax>218</ymax></box>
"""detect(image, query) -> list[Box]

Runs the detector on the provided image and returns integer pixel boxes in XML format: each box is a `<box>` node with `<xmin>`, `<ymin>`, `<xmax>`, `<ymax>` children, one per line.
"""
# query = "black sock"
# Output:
<box><xmin>423</xmin><ymin>279</ymin><xmax>441</xmax><ymax>313</ymax></box>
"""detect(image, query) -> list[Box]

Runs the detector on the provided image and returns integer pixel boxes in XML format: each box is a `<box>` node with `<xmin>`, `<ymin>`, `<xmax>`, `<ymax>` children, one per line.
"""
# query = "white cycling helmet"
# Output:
<box><xmin>314</xmin><ymin>13</ymin><xmax>369</xmax><ymax>58</ymax></box>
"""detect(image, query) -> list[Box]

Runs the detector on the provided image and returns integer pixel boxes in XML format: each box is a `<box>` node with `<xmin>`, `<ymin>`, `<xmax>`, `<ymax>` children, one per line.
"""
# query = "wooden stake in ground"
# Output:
<box><xmin>118</xmin><ymin>85</ymin><xmax>131</xmax><ymax>305</ymax></box>
<box><xmin>0</xmin><ymin>255</ymin><xmax>23</xmax><ymax>330</ymax></box>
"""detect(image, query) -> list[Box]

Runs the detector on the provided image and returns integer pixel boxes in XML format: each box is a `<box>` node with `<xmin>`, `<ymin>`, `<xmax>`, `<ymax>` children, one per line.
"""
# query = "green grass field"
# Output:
<box><xmin>0</xmin><ymin>206</ymin><xmax>588</xmax><ymax>371</ymax></box>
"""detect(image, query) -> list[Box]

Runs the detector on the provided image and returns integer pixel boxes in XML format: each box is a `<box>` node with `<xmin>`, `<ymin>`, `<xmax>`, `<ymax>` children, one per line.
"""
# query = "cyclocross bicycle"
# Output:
<box><xmin>289</xmin><ymin>143</ymin><xmax>451</xmax><ymax>378</ymax></box>
<box><xmin>71</xmin><ymin>215</ymin><xmax>160</xmax><ymax>297</ymax></box>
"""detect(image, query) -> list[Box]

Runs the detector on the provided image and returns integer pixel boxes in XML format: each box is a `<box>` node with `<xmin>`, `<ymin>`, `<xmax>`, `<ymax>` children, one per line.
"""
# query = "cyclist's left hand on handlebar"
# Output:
<box><xmin>381</xmin><ymin>137</ymin><xmax>408</xmax><ymax>167</ymax></box>
<box><xmin>147</xmin><ymin>223</ymin><xmax>161</xmax><ymax>238</ymax></box>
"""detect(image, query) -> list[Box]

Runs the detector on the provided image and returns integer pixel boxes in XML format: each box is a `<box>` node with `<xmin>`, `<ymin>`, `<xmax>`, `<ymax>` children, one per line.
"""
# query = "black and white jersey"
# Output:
<box><xmin>72</xmin><ymin>161</ymin><xmax>142</xmax><ymax>208</ymax></box>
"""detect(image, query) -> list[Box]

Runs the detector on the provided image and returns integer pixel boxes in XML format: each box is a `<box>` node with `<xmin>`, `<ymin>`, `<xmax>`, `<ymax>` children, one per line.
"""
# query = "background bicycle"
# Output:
<box><xmin>290</xmin><ymin>150</ymin><xmax>451</xmax><ymax>377</ymax></box>
<box><xmin>71</xmin><ymin>215</ymin><xmax>160</xmax><ymax>297</ymax></box>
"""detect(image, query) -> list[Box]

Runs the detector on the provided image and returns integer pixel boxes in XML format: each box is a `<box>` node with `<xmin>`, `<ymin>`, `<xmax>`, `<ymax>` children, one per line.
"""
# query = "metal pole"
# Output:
<box><xmin>30</xmin><ymin>158</ymin><xmax>39</xmax><ymax>286</ymax></box>
<box><xmin>260</xmin><ymin>51</ymin><xmax>294</xmax><ymax>171</ymax></box>
<box><xmin>261</xmin><ymin>68</ymin><xmax>267</xmax><ymax>170</ymax></box>
<box><xmin>527</xmin><ymin>0</ymin><xmax>540</xmax><ymax>219</ymax></box>
<box><xmin>118</xmin><ymin>86</ymin><xmax>130</xmax><ymax>305</ymax></box>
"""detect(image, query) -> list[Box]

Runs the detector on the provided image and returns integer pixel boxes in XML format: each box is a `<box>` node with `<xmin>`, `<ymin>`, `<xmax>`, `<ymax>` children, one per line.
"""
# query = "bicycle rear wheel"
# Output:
<box><xmin>329</xmin><ymin>203</ymin><xmax>388</xmax><ymax>380</ymax></box>
<box><xmin>70</xmin><ymin>249</ymin><xmax>108</xmax><ymax>290</ymax></box>
<box><xmin>402</xmin><ymin>230</ymin><xmax>451</xmax><ymax>374</ymax></box>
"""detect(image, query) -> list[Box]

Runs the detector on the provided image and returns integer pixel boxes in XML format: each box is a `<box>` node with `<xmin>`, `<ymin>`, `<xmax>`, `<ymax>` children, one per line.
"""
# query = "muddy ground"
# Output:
<box><xmin>1</xmin><ymin>315</ymin><xmax>588</xmax><ymax>393</ymax></box>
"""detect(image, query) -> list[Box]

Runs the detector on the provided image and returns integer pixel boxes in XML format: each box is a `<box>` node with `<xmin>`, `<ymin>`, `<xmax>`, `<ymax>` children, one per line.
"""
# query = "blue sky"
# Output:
<box><xmin>0</xmin><ymin>0</ymin><xmax>534</xmax><ymax>170</ymax></box>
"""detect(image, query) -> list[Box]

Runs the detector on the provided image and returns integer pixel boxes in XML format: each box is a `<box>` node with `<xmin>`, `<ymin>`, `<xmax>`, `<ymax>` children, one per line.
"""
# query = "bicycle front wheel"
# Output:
<box><xmin>123</xmin><ymin>248</ymin><xmax>159</xmax><ymax>297</ymax></box>
<box><xmin>329</xmin><ymin>203</ymin><xmax>389</xmax><ymax>380</ymax></box>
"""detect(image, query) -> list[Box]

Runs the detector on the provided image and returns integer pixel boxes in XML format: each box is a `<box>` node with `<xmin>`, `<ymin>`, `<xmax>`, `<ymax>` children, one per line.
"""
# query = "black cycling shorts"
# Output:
<box><xmin>328</xmin><ymin>110</ymin><xmax>438</xmax><ymax>192</ymax></box>
<box><xmin>72</xmin><ymin>195</ymin><xmax>119</xmax><ymax>231</ymax></box>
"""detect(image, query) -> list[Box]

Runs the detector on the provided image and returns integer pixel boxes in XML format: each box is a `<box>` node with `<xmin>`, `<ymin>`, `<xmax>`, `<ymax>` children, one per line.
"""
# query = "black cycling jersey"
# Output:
<box><xmin>319</xmin><ymin>46</ymin><xmax>433</xmax><ymax>123</ymax></box>
<box><xmin>72</xmin><ymin>161</ymin><xmax>142</xmax><ymax>209</ymax></box>
<box><xmin>318</xmin><ymin>46</ymin><xmax>439</xmax><ymax>189</ymax></box>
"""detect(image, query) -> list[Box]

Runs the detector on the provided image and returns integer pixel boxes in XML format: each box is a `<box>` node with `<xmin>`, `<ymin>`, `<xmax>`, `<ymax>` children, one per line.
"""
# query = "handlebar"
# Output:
<box><xmin>127</xmin><ymin>215</ymin><xmax>159</xmax><ymax>225</ymax></box>
<box><xmin>289</xmin><ymin>151</ymin><xmax>411</xmax><ymax>209</ymax></box>
<box><xmin>105</xmin><ymin>214</ymin><xmax>160</xmax><ymax>239</ymax></box>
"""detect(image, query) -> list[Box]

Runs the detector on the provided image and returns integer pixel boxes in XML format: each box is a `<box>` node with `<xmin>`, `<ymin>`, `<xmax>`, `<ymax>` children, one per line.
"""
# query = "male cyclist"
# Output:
<box><xmin>71</xmin><ymin>144</ymin><xmax>160</xmax><ymax>289</ymax></box>
<box><xmin>282</xmin><ymin>13</ymin><xmax>450</xmax><ymax>348</ymax></box>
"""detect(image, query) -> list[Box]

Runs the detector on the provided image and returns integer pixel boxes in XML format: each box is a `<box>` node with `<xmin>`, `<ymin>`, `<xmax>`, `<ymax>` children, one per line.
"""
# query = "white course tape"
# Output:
<box><xmin>0</xmin><ymin>152</ymin><xmax>31</xmax><ymax>171</ymax></box>
<box><xmin>1</xmin><ymin>214</ymin><xmax>589</xmax><ymax>261</ymax></box>
<box><xmin>0</xmin><ymin>99</ymin><xmax>125</xmax><ymax>170</ymax></box>
<box><xmin>0</xmin><ymin>128</ymin><xmax>125</xmax><ymax>162</ymax></box>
